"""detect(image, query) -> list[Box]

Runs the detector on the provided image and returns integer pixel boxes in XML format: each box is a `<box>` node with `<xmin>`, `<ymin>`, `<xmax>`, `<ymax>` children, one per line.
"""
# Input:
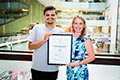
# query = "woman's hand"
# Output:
<box><xmin>67</xmin><ymin>62</ymin><xmax>81</xmax><ymax>67</ymax></box>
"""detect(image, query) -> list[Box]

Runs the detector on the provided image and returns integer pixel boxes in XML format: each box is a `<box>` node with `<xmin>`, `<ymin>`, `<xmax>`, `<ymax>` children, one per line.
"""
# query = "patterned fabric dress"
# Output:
<box><xmin>66</xmin><ymin>35</ymin><xmax>90</xmax><ymax>80</ymax></box>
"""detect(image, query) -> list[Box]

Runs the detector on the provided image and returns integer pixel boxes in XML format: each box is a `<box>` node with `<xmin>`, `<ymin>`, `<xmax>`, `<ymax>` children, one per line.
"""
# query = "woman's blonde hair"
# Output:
<box><xmin>72</xmin><ymin>16</ymin><xmax>87</xmax><ymax>38</ymax></box>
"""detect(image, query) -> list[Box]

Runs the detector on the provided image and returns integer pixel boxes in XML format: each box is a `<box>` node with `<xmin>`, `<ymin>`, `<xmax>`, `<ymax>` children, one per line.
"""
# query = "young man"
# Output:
<box><xmin>28</xmin><ymin>6</ymin><xmax>64</xmax><ymax>80</ymax></box>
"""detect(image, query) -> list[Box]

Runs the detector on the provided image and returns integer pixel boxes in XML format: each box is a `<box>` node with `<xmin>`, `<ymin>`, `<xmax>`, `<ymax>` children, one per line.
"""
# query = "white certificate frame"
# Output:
<box><xmin>48</xmin><ymin>33</ymin><xmax>73</xmax><ymax>65</ymax></box>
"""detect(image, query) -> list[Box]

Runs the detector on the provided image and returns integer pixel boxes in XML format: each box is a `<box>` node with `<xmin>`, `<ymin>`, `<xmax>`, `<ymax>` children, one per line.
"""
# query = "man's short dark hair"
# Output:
<box><xmin>43</xmin><ymin>6</ymin><xmax>57</xmax><ymax>15</ymax></box>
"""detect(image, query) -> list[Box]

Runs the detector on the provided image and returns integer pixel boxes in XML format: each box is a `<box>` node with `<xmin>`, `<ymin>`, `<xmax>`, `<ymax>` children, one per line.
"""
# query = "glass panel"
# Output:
<box><xmin>0</xmin><ymin>0</ymin><xmax>29</xmax><ymax>25</ymax></box>
<box><xmin>0</xmin><ymin>0</ymin><xmax>119</xmax><ymax>55</ymax></box>
<box><xmin>0</xmin><ymin>34</ymin><xmax>29</xmax><ymax>51</ymax></box>
<box><xmin>0</xmin><ymin>0</ymin><xmax>29</xmax><ymax>51</ymax></box>
<box><xmin>117</xmin><ymin>0</ymin><xmax>120</xmax><ymax>54</ymax></box>
<box><xmin>57</xmin><ymin>1</ymin><xmax>111</xmax><ymax>54</ymax></box>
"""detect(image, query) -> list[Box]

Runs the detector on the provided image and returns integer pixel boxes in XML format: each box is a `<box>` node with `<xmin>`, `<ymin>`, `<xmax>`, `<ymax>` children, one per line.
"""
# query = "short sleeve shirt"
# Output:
<box><xmin>28</xmin><ymin>24</ymin><xmax>64</xmax><ymax>72</ymax></box>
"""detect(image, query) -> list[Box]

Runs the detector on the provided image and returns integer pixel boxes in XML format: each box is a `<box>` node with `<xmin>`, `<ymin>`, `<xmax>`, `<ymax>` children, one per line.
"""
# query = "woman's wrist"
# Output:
<box><xmin>78</xmin><ymin>62</ymin><xmax>82</xmax><ymax>66</ymax></box>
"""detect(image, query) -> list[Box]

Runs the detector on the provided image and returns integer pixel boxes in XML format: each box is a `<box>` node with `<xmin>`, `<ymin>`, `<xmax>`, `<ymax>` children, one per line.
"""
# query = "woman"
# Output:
<box><xmin>67</xmin><ymin>16</ymin><xmax>95</xmax><ymax>80</ymax></box>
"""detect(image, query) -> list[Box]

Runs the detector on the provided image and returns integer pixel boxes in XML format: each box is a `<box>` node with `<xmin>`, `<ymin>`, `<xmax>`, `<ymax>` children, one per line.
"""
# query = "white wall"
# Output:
<box><xmin>0</xmin><ymin>60</ymin><xmax>120</xmax><ymax>80</ymax></box>
<box><xmin>58</xmin><ymin>64</ymin><xmax>120</xmax><ymax>80</ymax></box>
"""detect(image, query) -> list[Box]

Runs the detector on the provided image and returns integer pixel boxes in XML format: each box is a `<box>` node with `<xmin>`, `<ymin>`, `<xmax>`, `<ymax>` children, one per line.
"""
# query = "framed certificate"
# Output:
<box><xmin>48</xmin><ymin>33</ymin><xmax>73</xmax><ymax>65</ymax></box>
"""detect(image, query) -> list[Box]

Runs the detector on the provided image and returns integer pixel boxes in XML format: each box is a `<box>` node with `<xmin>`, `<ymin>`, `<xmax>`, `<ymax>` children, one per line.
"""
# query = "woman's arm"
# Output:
<box><xmin>67</xmin><ymin>39</ymin><xmax>95</xmax><ymax>67</ymax></box>
<box><xmin>79</xmin><ymin>39</ymin><xmax>95</xmax><ymax>65</ymax></box>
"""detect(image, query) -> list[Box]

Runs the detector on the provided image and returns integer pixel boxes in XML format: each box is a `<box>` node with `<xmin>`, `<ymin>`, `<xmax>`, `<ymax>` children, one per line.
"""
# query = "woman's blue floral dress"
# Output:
<box><xmin>66</xmin><ymin>35</ymin><xmax>90</xmax><ymax>80</ymax></box>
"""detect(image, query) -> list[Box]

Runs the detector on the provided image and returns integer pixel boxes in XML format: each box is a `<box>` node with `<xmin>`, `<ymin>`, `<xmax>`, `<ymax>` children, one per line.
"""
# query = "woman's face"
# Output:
<box><xmin>72</xmin><ymin>18</ymin><xmax>84</xmax><ymax>33</ymax></box>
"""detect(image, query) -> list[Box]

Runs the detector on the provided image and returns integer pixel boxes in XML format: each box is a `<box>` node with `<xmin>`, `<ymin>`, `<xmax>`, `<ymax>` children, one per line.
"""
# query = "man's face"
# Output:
<box><xmin>44</xmin><ymin>10</ymin><xmax>57</xmax><ymax>24</ymax></box>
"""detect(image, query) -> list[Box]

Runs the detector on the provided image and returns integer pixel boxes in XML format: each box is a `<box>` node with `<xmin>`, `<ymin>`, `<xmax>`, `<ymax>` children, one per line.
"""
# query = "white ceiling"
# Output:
<box><xmin>37</xmin><ymin>0</ymin><xmax>60</xmax><ymax>8</ymax></box>
<box><xmin>37</xmin><ymin>0</ymin><xmax>106</xmax><ymax>11</ymax></box>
